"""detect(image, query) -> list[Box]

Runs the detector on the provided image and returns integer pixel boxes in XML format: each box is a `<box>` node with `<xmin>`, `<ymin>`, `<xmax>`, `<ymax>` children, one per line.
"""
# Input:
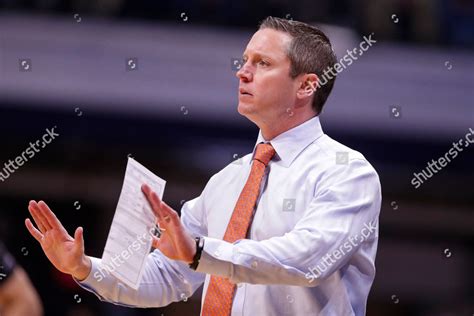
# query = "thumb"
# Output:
<box><xmin>74</xmin><ymin>227</ymin><xmax>84</xmax><ymax>250</ymax></box>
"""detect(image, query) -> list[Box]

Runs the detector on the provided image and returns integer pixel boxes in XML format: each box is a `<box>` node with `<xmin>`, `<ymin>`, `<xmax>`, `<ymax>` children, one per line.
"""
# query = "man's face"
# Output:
<box><xmin>236</xmin><ymin>28</ymin><xmax>300</xmax><ymax>126</ymax></box>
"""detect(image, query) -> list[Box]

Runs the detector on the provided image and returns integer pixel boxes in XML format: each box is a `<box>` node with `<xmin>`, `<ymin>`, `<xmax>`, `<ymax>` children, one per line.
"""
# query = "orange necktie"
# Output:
<box><xmin>202</xmin><ymin>143</ymin><xmax>276</xmax><ymax>316</ymax></box>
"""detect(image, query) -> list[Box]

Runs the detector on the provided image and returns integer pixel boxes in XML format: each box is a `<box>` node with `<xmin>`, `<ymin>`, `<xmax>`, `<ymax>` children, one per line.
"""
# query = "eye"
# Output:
<box><xmin>258</xmin><ymin>60</ymin><xmax>269</xmax><ymax>66</ymax></box>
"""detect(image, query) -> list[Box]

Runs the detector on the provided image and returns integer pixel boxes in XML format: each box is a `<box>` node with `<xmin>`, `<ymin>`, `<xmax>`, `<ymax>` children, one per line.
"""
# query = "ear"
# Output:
<box><xmin>296</xmin><ymin>73</ymin><xmax>318</xmax><ymax>99</ymax></box>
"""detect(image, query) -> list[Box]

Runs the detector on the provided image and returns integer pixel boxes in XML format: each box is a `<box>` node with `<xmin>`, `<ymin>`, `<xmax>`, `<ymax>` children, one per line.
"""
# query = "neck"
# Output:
<box><xmin>260</xmin><ymin>114</ymin><xmax>317</xmax><ymax>140</ymax></box>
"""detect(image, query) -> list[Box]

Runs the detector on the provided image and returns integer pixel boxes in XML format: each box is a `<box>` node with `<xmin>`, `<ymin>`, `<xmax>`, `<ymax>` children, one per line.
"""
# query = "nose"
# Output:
<box><xmin>236</xmin><ymin>62</ymin><xmax>252</xmax><ymax>82</ymax></box>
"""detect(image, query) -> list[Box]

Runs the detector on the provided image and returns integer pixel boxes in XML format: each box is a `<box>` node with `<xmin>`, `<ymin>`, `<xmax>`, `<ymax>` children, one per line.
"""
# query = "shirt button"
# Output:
<box><xmin>251</xmin><ymin>261</ymin><xmax>258</xmax><ymax>268</ymax></box>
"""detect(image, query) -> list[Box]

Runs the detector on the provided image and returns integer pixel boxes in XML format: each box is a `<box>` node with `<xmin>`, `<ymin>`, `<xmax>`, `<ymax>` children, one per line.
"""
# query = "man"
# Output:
<box><xmin>25</xmin><ymin>17</ymin><xmax>381</xmax><ymax>315</ymax></box>
<box><xmin>0</xmin><ymin>241</ymin><xmax>43</xmax><ymax>316</ymax></box>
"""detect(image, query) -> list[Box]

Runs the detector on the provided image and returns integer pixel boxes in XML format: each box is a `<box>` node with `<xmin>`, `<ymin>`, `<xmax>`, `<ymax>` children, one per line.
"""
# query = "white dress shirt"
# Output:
<box><xmin>77</xmin><ymin>115</ymin><xmax>382</xmax><ymax>316</ymax></box>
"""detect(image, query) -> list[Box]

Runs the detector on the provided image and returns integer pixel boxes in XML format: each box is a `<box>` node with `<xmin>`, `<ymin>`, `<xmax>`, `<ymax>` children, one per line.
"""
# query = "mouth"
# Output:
<box><xmin>239</xmin><ymin>88</ymin><xmax>253</xmax><ymax>96</ymax></box>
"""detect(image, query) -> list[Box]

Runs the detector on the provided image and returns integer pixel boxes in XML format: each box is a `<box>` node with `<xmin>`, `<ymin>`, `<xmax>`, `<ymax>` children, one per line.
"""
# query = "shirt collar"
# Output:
<box><xmin>251</xmin><ymin>115</ymin><xmax>324</xmax><ymax>168</ymax></box>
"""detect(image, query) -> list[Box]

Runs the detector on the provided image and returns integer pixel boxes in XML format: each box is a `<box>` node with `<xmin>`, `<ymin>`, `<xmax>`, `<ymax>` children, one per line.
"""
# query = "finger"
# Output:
<box><xmin>141</xmin><ymin>184</ymin><xmax>155</xmax><ymax>202</ymax></box>
<box><xmin>38</xmin><ymin>201</ymin><xmax>62</xmax><ymax>230</ymax></box>
<box><xmin>142</xmin><ymin>184</ymin><xmax>164</xmax><ymax>220</ymax></box>
<box><xmin>149</xmin><ymin>191</ymin><xmax>165</xmax><ymax>219</ymax></box>
<box><xmin>28</xmin><ymin>201</ymin><xmax>48</xmax><ymax>233</ymax></box>
<box><xmin>141</xmin><ymin>183</ymin><xmax>150</xmax><ymax>194</ymax></box>
<box><xmin>159</xmin><ymin>201</ymin><xmax>179</xmax><ymax>225</ymax></box>
<box><xmin>25</xmin><ymin>218</ymin><xmax>44</xmax><ymax>243</ymax></box>
<box><xmin>74</xmin><ymin>227</ymin><xmax>84</xmax><ymax>251</ymax></box>
<box><xmin>32</xmin><ymin>201</ymin><xmax>53</xmax><ymax>231</ymax></box>
<box><xmin>141</xmin><ymin>183</ymin><xmax>153</xmax><ymax>198</ymax></box>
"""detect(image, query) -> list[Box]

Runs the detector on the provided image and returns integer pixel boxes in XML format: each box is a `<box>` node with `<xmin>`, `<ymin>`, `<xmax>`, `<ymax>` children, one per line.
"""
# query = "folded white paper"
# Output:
<box><xmin>101</xmin><ymin>157</ymin><xmax>166</xmax><ymax>289</ymax></box>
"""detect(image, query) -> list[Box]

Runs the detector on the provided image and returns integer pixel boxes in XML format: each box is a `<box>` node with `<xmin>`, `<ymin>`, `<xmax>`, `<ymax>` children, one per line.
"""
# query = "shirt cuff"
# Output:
<box><xmin>73</xmin><ymin>257</ymin><xmax>116</xmax><ymax>302</ymax></box>
<box><xmin>195</xmin><ymin>237</ymin><xmax>235</xmax><ymax>279</ymax></box>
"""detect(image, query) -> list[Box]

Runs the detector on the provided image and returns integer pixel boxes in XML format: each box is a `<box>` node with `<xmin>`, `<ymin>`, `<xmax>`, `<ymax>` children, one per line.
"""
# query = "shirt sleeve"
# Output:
<box><xmin>195</xmin><ymin>158</ymin><xmax>382</xmax><ymax>287</ymax></box>
<box><xmin>76</xmin><ymin>253</ymin><xmax>205</xmax><ymax>308</ymax></box>
<box><xmin>75</xmin><ymin>176</ymin><xmax>213</xmax><ymax>307</ymax></box>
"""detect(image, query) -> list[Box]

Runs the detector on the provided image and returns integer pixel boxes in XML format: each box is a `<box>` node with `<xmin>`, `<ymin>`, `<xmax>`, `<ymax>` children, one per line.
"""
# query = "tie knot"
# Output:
<box><xmin>254</xmin><ymin>143</ymin><xmax>276</xmax><ymax>166</ymax></box>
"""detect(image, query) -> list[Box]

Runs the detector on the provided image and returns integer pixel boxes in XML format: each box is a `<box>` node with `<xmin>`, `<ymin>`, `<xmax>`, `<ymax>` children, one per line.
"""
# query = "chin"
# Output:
<box><xmin>237</xmin><ymin>102</ymin><xmax>252</xmax><ymax>115</ymax></box>
<box><xmin>238</xmin><ymin>103</ymin><xmax>260</xmax><ymax>125</ymax></box>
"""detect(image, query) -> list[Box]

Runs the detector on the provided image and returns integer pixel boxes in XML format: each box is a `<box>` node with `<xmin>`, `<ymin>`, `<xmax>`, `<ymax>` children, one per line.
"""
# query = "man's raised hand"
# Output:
<box><xmin>25</xmin><ymin>200</ymin><xmax>91</xmax><ymax>281</ymax></box>
<box><xmin>141</xmin><ymin>184</ymin><xmax>196</xmax><ymax>264</ymax></box>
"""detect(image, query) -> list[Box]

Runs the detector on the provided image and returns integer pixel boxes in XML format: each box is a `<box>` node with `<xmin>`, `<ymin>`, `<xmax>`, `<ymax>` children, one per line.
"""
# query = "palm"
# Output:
<box><xmin>156</xmin><ymin>233</ymin><xmax>176</xmax><ymax>258</ymax></box>
<box><xmin>41</xmin><ymin>229</ymin><xmax>81</xmax><ymax>274</ymax></box>
<box><xmin>142</xmin><ymin>184</ymin><xmax>196</xmax><ymax>263</ymax></box>
<box><xmin>157</xmin><ymin>223</ymin><xmax>194</xmax><ymax>262</ymax></box>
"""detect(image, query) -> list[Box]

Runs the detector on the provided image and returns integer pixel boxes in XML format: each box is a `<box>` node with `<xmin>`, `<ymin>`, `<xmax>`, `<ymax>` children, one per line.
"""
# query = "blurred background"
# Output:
<box><xmin>0</xmin><ymin>0</ymin><xmax>473</xmax><ymax>315</ymax></box>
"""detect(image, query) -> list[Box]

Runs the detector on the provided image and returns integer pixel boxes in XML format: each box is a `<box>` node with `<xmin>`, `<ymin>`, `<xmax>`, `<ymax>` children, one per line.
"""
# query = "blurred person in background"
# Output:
<box><xmin>0</xmin><ymin>241</ymin><xmax>43</xmax><ymax>316</ymax></box>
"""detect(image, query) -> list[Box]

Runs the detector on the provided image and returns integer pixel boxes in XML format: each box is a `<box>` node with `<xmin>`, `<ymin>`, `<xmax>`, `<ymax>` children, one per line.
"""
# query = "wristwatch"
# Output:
<box><xmin>189</xmin><ymin>236</ymin><xmax>205</xmax><ymax>270</ymax></box>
